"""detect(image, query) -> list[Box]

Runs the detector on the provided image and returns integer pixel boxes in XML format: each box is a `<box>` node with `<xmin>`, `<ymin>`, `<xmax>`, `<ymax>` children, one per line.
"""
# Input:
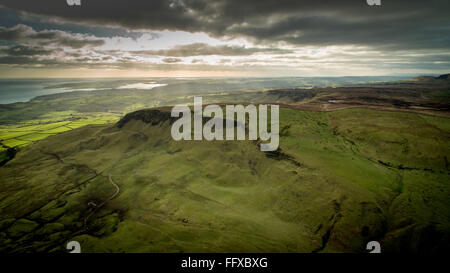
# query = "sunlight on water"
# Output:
<box><xmin>117</xmin><ymin>83</ymin><xmax>168</xmax><ymax>89</ymax></box>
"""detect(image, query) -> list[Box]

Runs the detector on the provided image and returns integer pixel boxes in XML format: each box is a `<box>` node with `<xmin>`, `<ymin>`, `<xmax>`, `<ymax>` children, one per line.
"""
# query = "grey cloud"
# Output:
<box><xmin>0</xmin><ymin>55</ymin><xmax>61</xmax><ymax>65</ymax></box>
<box><xmin>0</xmin><ymin>0</ymin><xmax>449</xmax><ymax>51</ymax></box>
<box><xmin>132</xmin><ymin>43</ymin><xmax>293</xmax><ymax>57</ymax></box>
<box><xmin>56</xmin><ymin>37</ymin><xmax>104</xmax><ymax>48</ymax></box>
<box><xmin>0</xmin><ymin>24</ymin><xmax>105</xmax><ymax>48</ymax></box>
<box><xmin>0</xmin><ymin>45</ymin><xmax>54</xmax><ymax>56</ymax></box>
<box><xmin>1</xmin><ymin>51</ymin><xmax>448</xmax><ymax>76</ymax></box>
<box><xmin>162</xmin><ymin>57</ymin><xmax>182</xmax><ymax>63</ymax></box>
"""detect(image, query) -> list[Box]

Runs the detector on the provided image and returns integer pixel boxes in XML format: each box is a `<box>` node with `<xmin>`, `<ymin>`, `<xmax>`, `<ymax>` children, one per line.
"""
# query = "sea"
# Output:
<box><xmin>0</xmin><ymin>79</ymin><xmax>74</xmax><ymax>104</ymax></box>
<box><xmin>0</xmin><ymin>78</ymin><xmax>169</xmax><ymax>104</ymax></box>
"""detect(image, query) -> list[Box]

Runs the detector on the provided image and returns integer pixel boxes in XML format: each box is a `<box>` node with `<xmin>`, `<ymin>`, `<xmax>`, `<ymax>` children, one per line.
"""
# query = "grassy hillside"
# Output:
<box><xmin>0</xmin><ymin>107</ymin><xmax>449</xmax><ymax>253</ymax></box>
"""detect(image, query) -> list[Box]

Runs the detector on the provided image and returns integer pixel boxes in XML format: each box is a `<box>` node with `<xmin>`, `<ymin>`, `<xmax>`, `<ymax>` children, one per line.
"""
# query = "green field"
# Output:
<box><xmin>0</xmin><ymin>111</ymin><xmax>121</xmax><ymax>149</ymax></box>
<box><xmin>0</xmin><ymin>107</ymin><xmax>448</xmax><ymax>253</ymax></box>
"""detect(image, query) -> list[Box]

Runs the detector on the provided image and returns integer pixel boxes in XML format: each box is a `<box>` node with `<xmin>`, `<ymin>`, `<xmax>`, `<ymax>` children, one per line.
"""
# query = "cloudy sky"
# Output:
<box><xmin>0</xmin><ymin>0</ymin><xmax>449</xmax><ymax>77</ymax></box>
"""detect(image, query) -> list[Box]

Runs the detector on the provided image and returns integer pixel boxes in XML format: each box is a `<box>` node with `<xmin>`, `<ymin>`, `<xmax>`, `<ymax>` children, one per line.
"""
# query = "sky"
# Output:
<box><xmin>0</xmin><ymin>0</ymin><xmax>449</xmax><ymax>78</ymax></box>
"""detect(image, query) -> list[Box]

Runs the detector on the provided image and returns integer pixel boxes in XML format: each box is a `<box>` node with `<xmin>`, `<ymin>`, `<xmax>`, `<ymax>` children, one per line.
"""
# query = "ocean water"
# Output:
<box><xmin>0</xmin><ymin>79</ymin><xmax>76</xmax><ymax>104</ymax></box>
<box><xmin>0</xmin><ymin>78</ymin><xmax>169</xmax><ymax>104</ymax></box>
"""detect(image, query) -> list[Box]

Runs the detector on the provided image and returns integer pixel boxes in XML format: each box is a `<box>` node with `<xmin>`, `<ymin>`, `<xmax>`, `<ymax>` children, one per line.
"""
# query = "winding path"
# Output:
<box><xmin>83</xmin><ymin>174</ymin><xmax>120</xmax><ymax>229</ymax></box>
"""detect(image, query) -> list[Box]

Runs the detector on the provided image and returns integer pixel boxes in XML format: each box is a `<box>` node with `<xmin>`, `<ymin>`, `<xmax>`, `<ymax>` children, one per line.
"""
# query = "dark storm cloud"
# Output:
<box><xmin>132</xmin><ymin>43</ymin><xmax>293</xmax><ymax>57</ymax></box>
<box><xmin>0</xmin><ymin>0</ymin><xmax>449</xmax><ymax>50</ymax></box>
<box><xmin>0</xmin><ymin>24</ymin><xmax>105</xmax><ymax>48</ymax></box>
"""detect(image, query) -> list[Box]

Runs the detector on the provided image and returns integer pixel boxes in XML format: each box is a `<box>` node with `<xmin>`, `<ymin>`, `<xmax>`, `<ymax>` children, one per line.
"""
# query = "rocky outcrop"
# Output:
<box><xmin>116</xmin><ymin>109</ymin><xmax>176</xmax><ymax>128</ymax></box>
<box><xmin>436</xmin><ymin>73</ymin><xmax>450</xmax><ymax>80</ymax></box>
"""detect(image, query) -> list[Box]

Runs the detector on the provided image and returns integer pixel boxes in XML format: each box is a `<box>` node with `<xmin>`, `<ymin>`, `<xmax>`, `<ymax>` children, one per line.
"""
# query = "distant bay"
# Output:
<box><xmin>0</xmin><ymin>78</ymin><xmax>169</xmax><ymax>104</ymax></box>
<box><xmin>0</xmin><ymin>79</ymin><xmax>78</xmax><ymax>104</ymax></box>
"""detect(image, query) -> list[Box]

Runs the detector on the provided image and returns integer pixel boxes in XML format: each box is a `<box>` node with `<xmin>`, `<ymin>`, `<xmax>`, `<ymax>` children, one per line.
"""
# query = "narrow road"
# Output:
<box><xmin>83</xmin><ymin>174</ymin><xmax>120</xmax><ymax>229</ymax></box>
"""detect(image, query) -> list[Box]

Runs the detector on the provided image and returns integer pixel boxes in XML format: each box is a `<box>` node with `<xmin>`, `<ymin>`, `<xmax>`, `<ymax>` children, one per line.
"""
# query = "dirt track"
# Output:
<box><xmin>83</xmin><ymin>174</ymin><xmax>120</xmax><ymax>229</ymax></box>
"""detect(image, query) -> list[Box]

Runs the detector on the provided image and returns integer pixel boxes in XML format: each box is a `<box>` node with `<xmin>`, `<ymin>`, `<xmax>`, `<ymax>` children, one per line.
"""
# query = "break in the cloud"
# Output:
<box><xmin>0</xmin><ymin>0</ymin><xmax>449</xmax><ymax>77</ymax></box>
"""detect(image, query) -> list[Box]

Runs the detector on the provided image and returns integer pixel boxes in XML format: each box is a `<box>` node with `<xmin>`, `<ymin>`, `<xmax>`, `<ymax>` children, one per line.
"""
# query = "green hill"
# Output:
<box><xmin>0</xmin><ymin>107</ymin><xmax>449</xmax><ymax>253</ymax></box>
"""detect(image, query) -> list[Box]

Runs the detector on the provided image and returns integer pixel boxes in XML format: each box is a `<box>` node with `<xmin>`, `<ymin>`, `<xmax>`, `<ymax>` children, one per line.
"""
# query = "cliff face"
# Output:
<box><xmin>436</xmin><ymin>74</ymin><xmax>450</xmax><ymax>80</ymax></box>
<box><xmin>116</xmin><ymin>107</ymin><xmax>241</xmax><ymax>131</ymax></box>
<box><xmin>116</xmin><ymin>109</ymin><xmax>176</xmax><ymax>128</ymax></box>
<box><xmin>411</xmin><ymin>74</ymin><xmax>450</xmax><ymax>82</ymax></box>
